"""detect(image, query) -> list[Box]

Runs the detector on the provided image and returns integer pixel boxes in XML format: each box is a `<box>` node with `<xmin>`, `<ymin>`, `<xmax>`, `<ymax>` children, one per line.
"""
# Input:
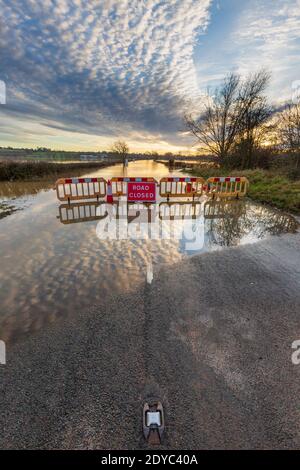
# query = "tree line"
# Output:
<box><xmin>185</xmin><ymin>70</ymin><xmax>300</xmax><ymax>170</ymax></box>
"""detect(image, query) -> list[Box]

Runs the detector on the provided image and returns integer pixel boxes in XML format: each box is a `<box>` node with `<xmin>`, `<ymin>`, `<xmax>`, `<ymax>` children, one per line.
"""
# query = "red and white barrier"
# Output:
<box><xmin>55</xmin><ymin>177</ymin><xmax>106</xmax><ymax>201</ymax></box>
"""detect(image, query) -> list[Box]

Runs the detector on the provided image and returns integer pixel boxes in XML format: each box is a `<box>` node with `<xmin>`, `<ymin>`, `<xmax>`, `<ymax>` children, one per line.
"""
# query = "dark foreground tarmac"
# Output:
<box><xmin>1</xmin><ymin>231</ymin><xmax>300</xmax><ymax>449</ymax></box>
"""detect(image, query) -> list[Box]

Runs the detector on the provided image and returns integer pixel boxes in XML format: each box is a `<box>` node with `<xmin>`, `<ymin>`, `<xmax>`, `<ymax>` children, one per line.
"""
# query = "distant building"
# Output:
<box><xmin>80</xmin><ymin>154</ymin><xmax>105</xmax><ymax>161</ymax></box>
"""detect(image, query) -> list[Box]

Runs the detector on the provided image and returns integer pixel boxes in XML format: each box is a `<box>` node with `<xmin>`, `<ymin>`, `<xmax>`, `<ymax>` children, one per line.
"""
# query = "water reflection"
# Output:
<box><xmin>0</xmin><ymin>180</ymin><xmax>55</xmax><ymax>199</ymax></box>
<box><xmin>204</xmin><ymin>200</ymin><xmax>298</xmax><ymax>248</ymax></box>
<box><xmin>57</xmin><ymin>199</ymin><xmax>298</xmax><ymax>249</ymax></box>
<box><xmin>58</xmin><ymin>201</ymin><xmax>202</xmax><ymax>225</ymax></box>
<box><xmin>0</xmin><ymin>180</ymin><xmax>56</xmax><ymax>219</ymax></box>
<box><xmin>0</xmin><ymin>202</ymin><xmax>19</xmax><ymax>219</ymax></box>
<box><xmin>0</xmin><ymin>161</ymin><xmax>298</xmax><ymax>346</ymax></box>
<box><xmin>159</xmin><ymin>202</ymin><xmax>201</xmax><ymax>220</ymax></box>
<box><xmin>58</xmin><ymin>201</ymin><xmax>108</xmax><ymax>224</ymax></box>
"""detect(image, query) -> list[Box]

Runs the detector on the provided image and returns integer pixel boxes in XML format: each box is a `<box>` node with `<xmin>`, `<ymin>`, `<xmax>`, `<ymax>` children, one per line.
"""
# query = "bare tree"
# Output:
<box><xmin>185</xmin><ymin>70</ymin><xmax>271</xmax><ymax>166</ymax></box>
<box><xmin>111</xmin><ymin>140</ymin><xmax>129</xmax><ymax>164</ymax></box>
<box><xmin>145</xmin><ymin>150</ymin><xmax>159</xmax><ymax>160</ymax></box>
<box><xmin>185</xmin><ymin>73</ymin><xmax>240</xmax><ymax>163</ymax></box>
<box><xmin>234</xmin><ymin>71</ymin><xmax>272</xmax><ymax>168</ymax></box>
<box><xmin>278</xmin><ymin>103</ymin><xmax>300</xmax><ymax>168</ymax></box>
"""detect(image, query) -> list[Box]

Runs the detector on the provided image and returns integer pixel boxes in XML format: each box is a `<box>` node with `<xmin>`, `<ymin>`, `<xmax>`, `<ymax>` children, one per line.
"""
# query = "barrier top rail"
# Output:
<box><xmin>160</xmin><ymin>177</ymin><xmax>203</xmax><ymax>182</ymax></box>
<box><xmin>58</xmin><ymin>177</ymin><xmax>105</xmax><ymax>184</ymax></box>
<box><xmin>209</xmin><ymin>177</ymin><xmax>243</xmax><ymax>182</ymax></box>
<box><xmin>55</xmin><ymin>177</ymin><xmax>106</xmax><ymax>202</ymax></box>
<box><xmin>111</xmin><ymin>177</ymin><xmax>157</xmax><ymax>182</ymax></box>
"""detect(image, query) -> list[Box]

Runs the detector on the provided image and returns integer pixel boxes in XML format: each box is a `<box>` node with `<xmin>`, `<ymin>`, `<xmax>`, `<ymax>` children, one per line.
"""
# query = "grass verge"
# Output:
<box><xmin>188</xmin><ymin>167</ymin><xmax>300</xmax><ymax>214</ymax></box>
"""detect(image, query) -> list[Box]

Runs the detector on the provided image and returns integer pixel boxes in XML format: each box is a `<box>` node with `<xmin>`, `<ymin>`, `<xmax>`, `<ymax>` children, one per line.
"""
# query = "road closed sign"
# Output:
<box><xmin>127</xmin><ymin>182</ymin><xmax>156</xmax><ymax>202</ymax></box>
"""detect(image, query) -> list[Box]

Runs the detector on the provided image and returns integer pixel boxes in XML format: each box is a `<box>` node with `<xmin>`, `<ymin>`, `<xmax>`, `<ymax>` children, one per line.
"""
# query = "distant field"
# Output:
<box><xmin>0</xmin><ymin>149</ymin><xmax>99</xmax><ymax>161</ymax></box>
<box><xmin>0</xmin><ymin>160</ymin><xmax>117</xmax><ymax>181</ymax></box>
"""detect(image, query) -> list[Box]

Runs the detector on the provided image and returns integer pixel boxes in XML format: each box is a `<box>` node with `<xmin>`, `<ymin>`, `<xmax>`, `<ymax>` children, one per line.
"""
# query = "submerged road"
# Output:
<box><xmin>1</xmin><ymin>230</ymin><xmax>300</xmax><ymax>449</ymax></box>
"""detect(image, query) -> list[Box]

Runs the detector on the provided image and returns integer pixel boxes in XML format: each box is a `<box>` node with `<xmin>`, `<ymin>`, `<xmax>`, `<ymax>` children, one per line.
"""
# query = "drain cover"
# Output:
<box><xmin>143</xmin><ymin>401</ymin><xmax>165</xmax><ymax>445</ymax></box>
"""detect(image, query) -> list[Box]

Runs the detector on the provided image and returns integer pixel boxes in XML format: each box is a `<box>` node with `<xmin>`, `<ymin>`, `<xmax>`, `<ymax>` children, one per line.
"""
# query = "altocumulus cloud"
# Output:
<box><xmin>0</xmin><ymin>0</ymin><xmax>211</xmax><ymax>150</ymax></box>
<box><xmin>195</xmin><ymin>0</ymin><xmax>300</xmax><ymax>102</ymax></box>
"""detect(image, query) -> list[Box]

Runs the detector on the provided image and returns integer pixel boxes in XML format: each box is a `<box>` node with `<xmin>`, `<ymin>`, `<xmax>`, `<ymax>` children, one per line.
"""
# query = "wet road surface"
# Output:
<box><xmin>1</xmin><ymin>229</ymin><xmax>300</xmax><ymax>449</ymax></box>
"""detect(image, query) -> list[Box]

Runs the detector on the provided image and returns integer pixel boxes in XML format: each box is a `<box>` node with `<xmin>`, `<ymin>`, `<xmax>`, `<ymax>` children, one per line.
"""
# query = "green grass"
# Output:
<box><xmin>188</xmin><ymin>167</ymin><xmax>300</xmax><ymax>214</ymax></box>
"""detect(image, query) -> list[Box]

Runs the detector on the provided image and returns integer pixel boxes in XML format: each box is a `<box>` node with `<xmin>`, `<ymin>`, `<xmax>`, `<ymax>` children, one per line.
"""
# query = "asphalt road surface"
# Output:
<box><xmin>1</xmin><ymin>230</ymin><xmax>300</xmax><ymax>449</ymax></box>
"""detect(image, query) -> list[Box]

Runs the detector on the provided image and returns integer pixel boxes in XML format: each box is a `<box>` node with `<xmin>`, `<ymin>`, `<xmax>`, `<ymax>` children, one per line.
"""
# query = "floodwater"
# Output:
<box><xmin>0</xmin><ymin>160</ymin><xmax>298</xmax><ymax>344</ymax></box>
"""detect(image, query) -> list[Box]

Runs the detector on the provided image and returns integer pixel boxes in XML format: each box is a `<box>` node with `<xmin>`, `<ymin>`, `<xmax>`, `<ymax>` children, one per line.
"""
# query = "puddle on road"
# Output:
<box><xmin>0</xmin><ymin>161</ymin><xmax>298</xmax><ymax>344</ymax></box>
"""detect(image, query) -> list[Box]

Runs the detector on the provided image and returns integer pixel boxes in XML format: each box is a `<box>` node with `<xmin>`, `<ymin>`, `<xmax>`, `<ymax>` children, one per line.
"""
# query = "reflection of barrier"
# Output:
<box><xmin>58</xmin><ymin>201</ymin><xmax>108</xmax><ymax>224</ymax></box>
<box><xmin>159</xmin><ymin>177</ymin><xmax>204</xmax><ymax>199</ymax></box>
<box><xmin>204</xmin><ymin>200</ymin><xmax>246</xmax><ymax>219</ymax></box>
<box><xmin>56</xmin><ymin>177</ymin><xmax>106</xmax><ymax>202</ymax></box>
<box><xmin>206</xmin><ymin>177</ymin><xmax>249</xmax><ymax>199</ymax></box>
<box><xmin>126</xmin><ymin>203</ymin><xmax>155</xmax><ymax>224</ymax></box>
<box><xmin>111</xmin><ymin>177</ymin><xmax>157</xmax><ymax>197</ymax></box>
<box><xmin>112</xmin><ymin>202</ymin><xmax>155</xmax><ymax>223</ymax></box>
<box><xmin>159</xmin><ymin>202</ymin><xmax>201</xmax><ymax>220</ymax></box>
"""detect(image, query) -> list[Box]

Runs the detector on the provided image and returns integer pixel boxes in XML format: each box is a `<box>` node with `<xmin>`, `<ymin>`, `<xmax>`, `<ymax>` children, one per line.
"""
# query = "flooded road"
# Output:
<box><xmin>1</xmin><ymin>160</ymin><xmax>300</xmax><ymax>450</ymax></box>
<box><xmin>0</xmin><ymin>160</ymin><xmax>297</xmax><ymax>345</ymax></box>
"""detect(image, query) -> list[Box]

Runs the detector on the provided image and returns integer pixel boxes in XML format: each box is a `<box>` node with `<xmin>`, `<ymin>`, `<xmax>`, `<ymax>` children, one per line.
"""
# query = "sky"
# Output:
<box><xmin>0</xmin><ymin>0</ymin><xmax>300</xmax><ymax>153</ymax></box>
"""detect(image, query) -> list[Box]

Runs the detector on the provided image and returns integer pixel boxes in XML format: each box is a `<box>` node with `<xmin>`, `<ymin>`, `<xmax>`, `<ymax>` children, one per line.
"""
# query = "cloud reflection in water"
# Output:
<box><xmin>0</xmin><ymin>189</ymin><xmax>297</xmax><ymax>345</ymax></box>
